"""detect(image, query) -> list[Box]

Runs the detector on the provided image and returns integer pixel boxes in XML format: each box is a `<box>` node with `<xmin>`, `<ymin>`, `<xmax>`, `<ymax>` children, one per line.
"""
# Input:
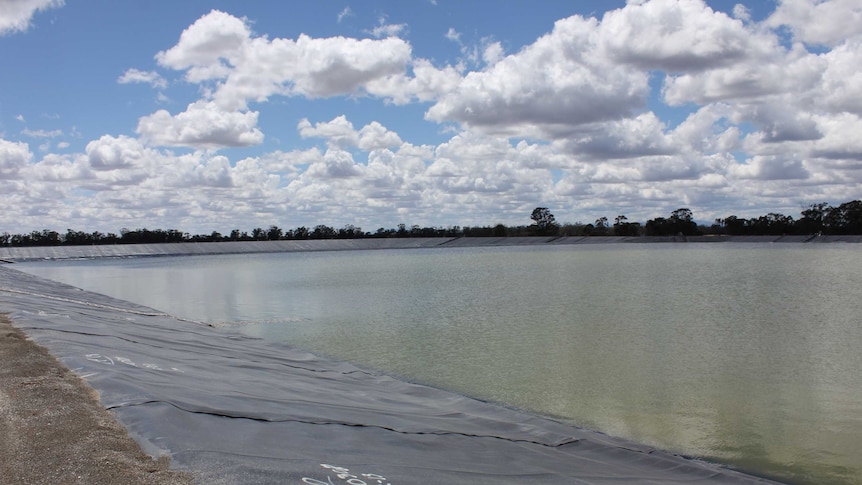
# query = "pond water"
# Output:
<box><xmin>17</xmin><ymin>243</ymin><xmax>862</xmax><ymax>485</ymax></box>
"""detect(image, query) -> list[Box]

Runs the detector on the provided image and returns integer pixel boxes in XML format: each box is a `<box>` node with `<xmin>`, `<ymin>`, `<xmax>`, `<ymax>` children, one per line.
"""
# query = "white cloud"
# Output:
<box><xmin>365</xmin><ymin>58</ymin><xmax>463</xmax><ymax>104</ymax></box>
<box><xmin>765</xmin><ymin>0</ymin><xmax>862</xmax><ymax>47</ymax></box>
<box><xmin>15</xmin><ymin>114</ymin><xmax>25</xmax><ymax>122</ymax></box>
<box><xmin>819</xmin><ymin>38</ymin><xmax>862</xmax><ymax>115</ymax></box>
<box><xmin>600</xmin><ymin>0</ymin><xmax>771</xmax><ymax>72</ymax></box>
<box><xmin>661</xmin><ymin>42</ymin><xmax>824</xmax><ymax>105</ymax></box>
<box><xmin>136</xmin><ymin>101</ymin><xmax>263</xmax><ymax>149</ymax></box>
<box><xmin>732</xmin><ymin>4</ymin><xmax>752</xmax><ymax>22</ymax></box>
<box><xmin>358</xmin><ymin>121</ymin><xmax>402</xmax><ymax>151</ymax></box>
<box><xmin>298</xmin><ymin>116</ymin><xmax>358</xmax><ymax>147</ymax></box>
<box><xmin>22</xmin><ymin>128</ymin><xmax>62</xmax><ymax>138</ymax></box>
<box><xmin>482</xmin><ymin>41</ymin><xmax>504</xmax><ymax>65</ymax></box>
<box><xmin>118</xmin><ymin>68</ymin><xmax>167</xmax><ymax>89</ymax></box>
<box><xmin>171</xmin><ymin>153</ymin><xmax>234</xmax><ymax>188</ymax></box>
<box><xmin>155</xmin><ymin>9</ymin><xmax>250</xmax><ymax>83</ymax></box>
<box><xmin>425</xmin><ymin>14</ymin><xmax>649</xmax><ymax>136</ymax></box>
<box><xmin>298</xmin><ymin>116</ymin><xmax>401</xmax><ymax>151</ymax></box>
<box><xmin>302</xmin><ymin>148</ymin><xmax>363</xmax><ymax>180</ymax></box>
<box><xmin>337</xmin><ymin>7</ymin><xmax>352</xmax><ymax>23</ymax></box>
<box><xmin>0</xmin><ymin>138</ymin><xmax>32</xmax><ymax>178</ymax></box>
<box><xmin>155</xmin><ymin>10</ymin><xmax>412</xmax><ymax>110</ymax></box>
<box><xmin>443</xmin><ymin>26</ymin><xmax>503</xmax><ymax>69</ymax></box>
<box><xmin>745</xmin><ymin>102</ymin><xmax>822</xmax><ymax>143</ymax></box>
<box><xmin>0</xmin><ymin>0</ymin><xmax>63</xmax><ymax>36</ymax></box>
<box><xmin>809</xmin><ymin>113</ymin><xmax>862</xmax><ymax>160</ymax></box>
<box><xmin>555</xmin><ymin>113</ymin><xmax>676</xmax><ymax>160</ymax></box>
<box><xmin>86</xmin><ymin>134</ymin><xmax>147</xmax><ymax>171</ymax></box>
<box><xmin>367</xmin><ymin>16</ymin><xmax>407</xmax><ymax>38</ymax></box>
<box><xmin>729</xmin><ymin>155</ymin><xmax>810</xmax><ymax>180</ymax></box>
<box><xmin>26</xmin><ymin>152</ymin><xmax>89</xmax><ymax>182</ymax></box>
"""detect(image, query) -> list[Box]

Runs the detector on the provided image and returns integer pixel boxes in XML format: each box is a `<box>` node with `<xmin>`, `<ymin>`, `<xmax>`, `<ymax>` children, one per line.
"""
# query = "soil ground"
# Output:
<box><xmin>0</xmin><ymin>314</ymin><xmax>195</xmax><ymax>485</ymax></box>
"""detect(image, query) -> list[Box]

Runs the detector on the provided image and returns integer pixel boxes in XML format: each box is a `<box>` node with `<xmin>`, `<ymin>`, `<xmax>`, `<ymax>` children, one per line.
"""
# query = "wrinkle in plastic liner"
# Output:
<box><xmin>0</xmin><ymin>266</ymin><xmax>783</xmax><ymax>484</ymax></box>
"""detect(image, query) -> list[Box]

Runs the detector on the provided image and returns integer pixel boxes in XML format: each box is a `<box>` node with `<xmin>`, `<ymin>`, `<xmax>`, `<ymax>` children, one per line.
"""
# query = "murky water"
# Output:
<box><xmin>17</xmin><ymin>244</ymin><xmax>862</xmax><ymax>484</ymax></box>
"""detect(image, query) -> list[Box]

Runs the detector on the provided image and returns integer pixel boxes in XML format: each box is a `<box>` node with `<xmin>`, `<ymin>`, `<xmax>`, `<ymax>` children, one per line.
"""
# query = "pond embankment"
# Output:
<box><xmin>1</xmin><ymin>234</ymin><xmax>859</xmax><ymax>262</ymax></box>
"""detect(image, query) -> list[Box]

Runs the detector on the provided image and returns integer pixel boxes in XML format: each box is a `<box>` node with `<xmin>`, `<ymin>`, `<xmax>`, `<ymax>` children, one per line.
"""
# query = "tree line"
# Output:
<box><xmin>2</xmin><ymin>200</ymin><xmax>860</xmax><ymax>247</ymax></box>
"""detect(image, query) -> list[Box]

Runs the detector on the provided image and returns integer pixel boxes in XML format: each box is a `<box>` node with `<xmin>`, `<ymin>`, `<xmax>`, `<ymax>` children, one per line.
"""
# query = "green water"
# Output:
<box><xmin>17</xmin><ymin>244</ymin><xmax>862</xmax><ymax>484</ymax></box>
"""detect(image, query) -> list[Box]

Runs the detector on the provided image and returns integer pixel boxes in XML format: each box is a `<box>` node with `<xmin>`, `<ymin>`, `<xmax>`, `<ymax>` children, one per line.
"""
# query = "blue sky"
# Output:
<box><xmin>1</xmin><ymin>0</ymin><xmax>861</xmax><ymax>234</ymax></box>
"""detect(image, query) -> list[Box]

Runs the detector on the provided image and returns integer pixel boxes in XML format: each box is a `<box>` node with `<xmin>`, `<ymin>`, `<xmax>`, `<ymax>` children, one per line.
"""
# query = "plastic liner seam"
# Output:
<box><xmin>108</xmin><ymin>399</ymin><xmax>583</xmax><ymax>449</ymax></box>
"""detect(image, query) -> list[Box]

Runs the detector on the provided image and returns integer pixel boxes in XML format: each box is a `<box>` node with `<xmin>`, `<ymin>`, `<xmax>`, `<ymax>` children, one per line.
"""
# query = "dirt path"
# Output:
<box><xmin>0</xmin><ymin>314</ymin><xmax>195</xmax><ymax>485</ymax></box>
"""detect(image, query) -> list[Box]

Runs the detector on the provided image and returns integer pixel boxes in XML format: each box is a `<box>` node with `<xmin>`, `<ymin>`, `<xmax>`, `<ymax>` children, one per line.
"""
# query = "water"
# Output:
<box><xmin>16</xmin><ymin>244</ymin><xmax>862</xmax><ymax>485</ymax></box>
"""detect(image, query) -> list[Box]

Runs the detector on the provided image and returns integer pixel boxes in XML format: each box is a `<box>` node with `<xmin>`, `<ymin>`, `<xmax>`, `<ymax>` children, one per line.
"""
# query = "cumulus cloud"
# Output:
<box><xmin>358</xmin><ymin>122</ymin><xmax>403</xmax><ymax>151</ymax></box>
<box><xmin>765</xmin><ymin>0</ymin><xmax>862</xmax><ymax>47</ymax></box>
<box><xmin>171</xmin><ymin>153</ymin><xmax>234</xmax><ymax>188</ymax></box>
<box><xmin>26</xmin><ymin>152</ymin><xmax>90</xmax><ymax>182</ymax></box>
<box><xmin>729</xmin><ymin>155</ymin><xmax>810</xmax><ymax>180</ymax></box>
<box><xmin>155</xmin><ymin>9</ymin><xmax>250</xmax><ymax>83</ymax></box>
<box><xmin>0</xmin><ymin>138</ymin><xmax>32</xmax><ymax>178</ymax></box>
<box><xmin>809</xmin><ymin>113</ymin><xmax>862</xmax><ymax>160</ymax></box>
<box><xmin>298</xmin><ymin>116</ymin><xmax>402</xmax><ymax>151</ymax></box>
<box><xmin>86</xmin><ymin>134</ymin><xmax>147</xmax><ymax>171</ymax></box>
<box><xmin>136</xmin><ymin>101</ymin><xmax>264</xmax><ymax>149</ymax></box>
<box><xmin>426</xmin><ymin>15</ymin><xmax>649</xmax><ymax>135</ymax></box>
<box><xmin>600</xmin><ymin>0</ymin><xmax>770</xmax><ymax>72</ymax></box>
<box><xmin>365</xmin><ymin>58</ymin><xmax>463</xmax><ymax>104</ymax></box>
<box><xmin>118</xmin><ymin>68</ymin><xmax>167</xmax><ymax>89</ymax></box>
<box><xmin>155</xmin><ymin>9</ymin><xmax>412</xmax><ymax>110</ymax></box>
<box><xmin>819</xmin><ymin>38</ymin><xmax>862</xmax><ymax>115</ymax></box>
<box><xmin>0</xmin><ymin>0</ymin><xmax>63</xmax><ymax>36</ymax></box>
<box><xmin>305</xmin><ymin>148</ymin><xmax>363</xmax><ymax>179</ymax></box>
<box><xmin>661</xmin><ymin>42</ymin><xmax>825</xmax><ymax>106</ymax></box>
<box><xmin>555</xmin><ymin>113</ymin><xmax>676</xmax><ymax>160</ymax></box>
<box><xmin>298</xmin><ymin>116</ymin><xmax>359</xmax><ymax>148</ymax></box>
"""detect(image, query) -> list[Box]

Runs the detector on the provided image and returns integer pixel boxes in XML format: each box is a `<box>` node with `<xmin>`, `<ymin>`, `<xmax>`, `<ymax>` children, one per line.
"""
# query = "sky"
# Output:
<box><xmin>1</xmin><ymin>0</ymin><xmax>861</xmax><ymax>234</ymax></box>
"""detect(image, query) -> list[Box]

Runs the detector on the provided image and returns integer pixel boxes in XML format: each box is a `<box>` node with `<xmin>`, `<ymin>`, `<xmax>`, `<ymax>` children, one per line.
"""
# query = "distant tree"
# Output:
<box><xmin>720</xmin><ymin>215</ymin><xmax>748</xmax><ymax>235</ymax></box>
<box><xmin>267</xmin><ymin>225</ymin><xmax>283</xmax><ymax>241</ymax></box>
<box><xmin>750</xmin><ymin>213</ymin><xmax>795</xmax><ymax>235</ymax></box>
<box><xmin>613</xmin><ymin>215</ymin><xmax>640</xmax><ymax>236</ymax></box>
<box><xmin>646</xmin><ymin>209</ymin><xmax>699</xmax><ymax>236</ymax></box>
<box><xmin>670</xmin><ymin>208</ymin><xmax>693</xmax><ymax>223</ymax></box>
<box><xmin>826</xmin><ymin>200</ymin><xmax>862</xmax><ymax>234</ymax></box>
<box><xmin>338</xmin><ymin>224</ymin><xmax>362</xmax><ymax>238</ymax></box>
<box><xmin>594</xmin><ymin>216</ymin><xmax>609</xmax><ymax>235</ymax></box>
<box><xmin>669</xmin><ymin>208</ymin><xmax>699</xmax><ymax>235</ymax></box>
<box><xmin>530</xmin><ymin>207</ymin><xmax>559</xmax><ymax>235</ymax></box>
<box><xmin>311</xmin><ymin>224</ymin><xmax>336</xmax><ymax>239</ymax></box>
<box><xmin>798</xmin><ymin>202</ymin><xmax>830</xmax><ymax>234</ymax></box>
